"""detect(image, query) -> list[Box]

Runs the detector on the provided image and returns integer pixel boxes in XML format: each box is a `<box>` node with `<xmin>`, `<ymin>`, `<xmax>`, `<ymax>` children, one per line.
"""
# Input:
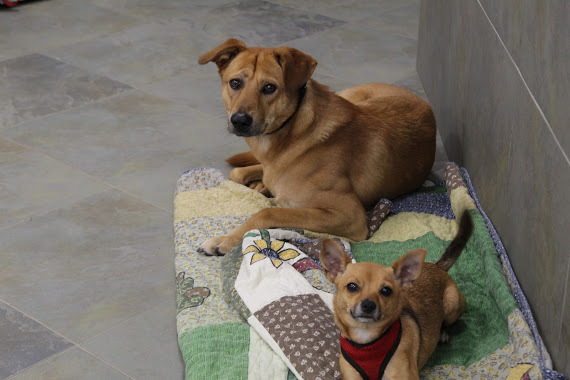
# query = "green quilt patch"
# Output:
<box><xmin>179</xmin><ymin>322</ymin><xmax>250</xmax><ymax>380</ymax></box>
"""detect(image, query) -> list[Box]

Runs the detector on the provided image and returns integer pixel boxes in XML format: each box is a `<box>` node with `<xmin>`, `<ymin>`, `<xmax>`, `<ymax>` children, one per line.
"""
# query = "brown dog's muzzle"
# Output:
<box><xmin>229</xmin><ymin>111</ymin><xmax>256</xmax><ymax>137</ymax></box>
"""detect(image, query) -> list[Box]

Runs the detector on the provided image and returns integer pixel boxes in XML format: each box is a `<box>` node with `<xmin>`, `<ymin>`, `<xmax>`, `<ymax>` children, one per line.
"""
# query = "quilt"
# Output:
<box><xmin>174</xmin><ymin>163</ymin><xmax>565</xmax><ymax>379</ymax></box>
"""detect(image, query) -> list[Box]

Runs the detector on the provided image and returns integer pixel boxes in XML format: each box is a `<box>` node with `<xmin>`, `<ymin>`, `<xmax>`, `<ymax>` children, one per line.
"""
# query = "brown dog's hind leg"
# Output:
<box><xmin>228</xmin><ymin>164</ymin><xmax>264</xmax><ymax>185</ymax></box>
<box><xmin>228</xmin><ymin>164</ymin><xmax>271</xmax><ymax>196</ymax></box>
<box><xmin>247</xmin><ymin>181</ymin><xmax>271</xmax><ymax>196</ymax></box>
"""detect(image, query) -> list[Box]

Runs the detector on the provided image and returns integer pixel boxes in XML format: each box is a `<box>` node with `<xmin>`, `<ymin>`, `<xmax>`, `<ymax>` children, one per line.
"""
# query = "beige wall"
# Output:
<box><xmin>417</xmin><ymin>0</ymin><xmax>569</xmax><ymax>374</ymax></box>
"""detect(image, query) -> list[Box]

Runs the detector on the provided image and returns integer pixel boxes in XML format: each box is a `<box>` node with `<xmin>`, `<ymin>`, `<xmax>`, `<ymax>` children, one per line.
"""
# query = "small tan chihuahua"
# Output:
<box><xmin>320</xmin><ymin>212</ymin><xmax>473</xmax><ymax>380</ymax></box>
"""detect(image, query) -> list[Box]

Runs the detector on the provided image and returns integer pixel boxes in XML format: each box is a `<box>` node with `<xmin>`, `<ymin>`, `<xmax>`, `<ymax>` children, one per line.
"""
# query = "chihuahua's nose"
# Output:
<box><xmin>230</xmin><ymin>112</ymin><xmax>253</xmax><ymax>131</ymax></box>
<box><xmin>361</xmin><ymin>299</ymin><xmax>377</xmax><ymax>314</ymax></box>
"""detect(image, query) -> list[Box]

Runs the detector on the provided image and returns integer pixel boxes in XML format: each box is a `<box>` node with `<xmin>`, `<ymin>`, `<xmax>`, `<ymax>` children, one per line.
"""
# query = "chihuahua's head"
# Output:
<box><xmin>320</xmin><ymin>239</ymin><xmax>426</xmax><ymax>343</ymax></box>
<box><xmin>198</xmin><ymin>38</ymin><xmax>317</xmax><ymax>137</ymax></box>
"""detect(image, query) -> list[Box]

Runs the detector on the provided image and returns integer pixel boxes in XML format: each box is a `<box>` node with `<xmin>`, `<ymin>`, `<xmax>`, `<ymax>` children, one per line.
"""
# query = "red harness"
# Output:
<box><xmin>340</xmin><ymin>319</ymin><xmax>402</xmax><ymax>380</ymax></box>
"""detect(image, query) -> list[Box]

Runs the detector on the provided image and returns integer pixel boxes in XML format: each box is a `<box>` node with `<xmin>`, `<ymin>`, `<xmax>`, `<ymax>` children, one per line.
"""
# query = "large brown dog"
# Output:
<box><xmin>197</xmin><ymin>39</ymin><xmax>436</xmax><ymax>255</ymax></box>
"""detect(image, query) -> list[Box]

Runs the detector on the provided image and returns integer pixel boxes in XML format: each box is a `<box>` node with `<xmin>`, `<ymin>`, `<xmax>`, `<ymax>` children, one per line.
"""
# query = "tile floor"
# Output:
<box><xmin>0</xmin><ymin>0</ymin><xmax>447</xmax><ymax>378</ymax></box>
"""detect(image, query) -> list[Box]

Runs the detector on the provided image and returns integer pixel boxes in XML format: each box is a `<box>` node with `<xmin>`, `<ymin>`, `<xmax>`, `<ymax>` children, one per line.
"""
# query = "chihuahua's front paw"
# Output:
<box><xmin>198</xmin><ymin>235</ymin><xmax>238</xmax><ymax>256</ymax></box>
<box><xmin>439</xmin><ymin>328</ymin><xmax>450</xmax><ymax>343</ymax></box>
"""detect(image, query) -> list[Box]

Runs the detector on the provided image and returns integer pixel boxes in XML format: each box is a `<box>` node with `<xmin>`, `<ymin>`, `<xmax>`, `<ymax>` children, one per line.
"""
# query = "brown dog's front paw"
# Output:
<box><xmin>198</xmin><ymin>235</ymin><xmax>239</xmax><ymax>256</ymax></box>
<box><xmin>198</xmin><ymin>237</ymin><xmax>225</xmax><ymax>256</ymax></box>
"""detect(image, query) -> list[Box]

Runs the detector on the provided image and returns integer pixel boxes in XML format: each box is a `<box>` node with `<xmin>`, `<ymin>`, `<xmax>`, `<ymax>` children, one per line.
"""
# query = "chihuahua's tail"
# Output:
<box><xmin>226</xmin><ymin>151</ymin><xmax>260</xmax><ymax>167</ymax></box>
<box><xmin>436</xmin><ymin>211</ymin><xmax>474</xmax><ymax>271</ymax></box>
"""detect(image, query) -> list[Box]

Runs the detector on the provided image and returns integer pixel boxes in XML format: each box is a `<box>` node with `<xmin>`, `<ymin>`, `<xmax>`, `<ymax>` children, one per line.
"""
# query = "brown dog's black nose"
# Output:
<box><xmin>361</xmin><ymin>299</ymin><xmax>376</xmax><ymax>314</ymax></box>
<box><xmin>230</xmin><ymin>112</ymin><xmax>253</xmax><ymax>132</ymax></box>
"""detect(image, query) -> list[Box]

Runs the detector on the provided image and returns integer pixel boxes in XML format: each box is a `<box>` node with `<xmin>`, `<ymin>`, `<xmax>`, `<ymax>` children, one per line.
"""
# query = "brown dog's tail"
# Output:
<box><xmin>435</xmin><ymin>211</ymin><xmax>474</xmax><ymax>271</ymax></box>
<box><xmin>225</xmin><ymin>151</ymin><xmax>260</xmax><ymax>167</ymax></box>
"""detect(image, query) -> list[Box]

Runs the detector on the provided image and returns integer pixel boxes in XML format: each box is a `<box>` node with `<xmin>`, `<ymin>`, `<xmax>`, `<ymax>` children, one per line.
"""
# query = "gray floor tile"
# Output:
<box><xmin>355</xmin><ymin>2</ymin><xmax>422</xmax><ymax>39</ymax></box>
<box><xmin>185</xmin><ymin>140</ymin><xmax>251</xmax><ymax>179</ymax></box>
<box><xmin>0</xmin><ymin>301</ymin><xmax>73</xmax><ymax>379</ymax></box>
<box><xmin>92</xmin><ymin>0</ymin><xmax>236</xmax><ymax>22</ymax></box>
<box><xmin>0</xmin><ymin>0</ymin><xmax>140</xmax><ymax>62</ymax></box>
<box><xmin>288</xmin><ymin>22</ymin><xmax>417</xmax><ymax>85</ymax></box>
<box><xmin>46</xmin><ymin>22</ymin><xmax>218</xmax><ymax>87</ymax></box>
<box><xmin>110</xmin><ymin>136</ymin><xmax>251</xmax><ymax>211</ymax></box>
<box><xmin>186</xmin><ymin>0</ymin><xmax>346</xmax><ymax>46</ymax></box>
<box><xmin>137</xmin><ymin>67</ymin><xmax>226</xmax><ymax>118</ymax></box>
<box><xmin>47</xmin><ymin>1</ymin><xmax>344</xmax><ymax>88</ymax></box>
<box><xmin>82</xmin><ymin>299</ymin><xmax>184</xmax><ymax>380</ymax></box>
<box><xmin>0</xmin><ymin>137</ymin><xmax>109</xmax><ymax>230</ymax></box>
<box><xmin>3</xmin><ymin>90</ymin><xmax>240</xmax><ymax>211</ymax></box>
<box><xmin>0</xmin><ymin>189</ymin><xmax>174</xmax><ymax>343</ymax></box>
<box><xmin>9</xmin><ymin>347</ymin><xmax>129</xmax><ymax>380</ymax></box>
<box><xmin>267</xmin><ymin>0</ymin><xmax>416</xmax><ymax>21</ymax></box>
<box><xmin>0</xmin><ymin>54</ymin><xmax>131</xmax><ymax>129</ymax></box>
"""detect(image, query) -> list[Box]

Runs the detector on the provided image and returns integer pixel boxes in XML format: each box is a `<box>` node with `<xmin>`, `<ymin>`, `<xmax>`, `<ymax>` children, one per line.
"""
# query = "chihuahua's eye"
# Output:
<box><xmin>229</xmin><ymin>78</ymin><xmax>243</xmax><ymax>90</ymax></box>
<box><xmin>261</xmin><ymin>83</ymin><xmax>277</xmax><ymax>94</ymax></box>
<box><xmin>380</xmin><ymin>286</ymin><xmax>392</xmax><ymax>296</ymax></box>
<box><xmin>346</xmin><ymin>283</ymin><xmax>359</xmax><ymax>293</ymax></box>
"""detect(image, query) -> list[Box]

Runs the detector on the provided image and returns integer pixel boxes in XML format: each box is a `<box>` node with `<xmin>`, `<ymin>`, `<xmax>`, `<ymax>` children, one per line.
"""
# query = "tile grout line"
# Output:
<box><xmin>476</xmin><ymin>0</ymin><xmax>570</xmax><ymax>167</ymax></box>
<box><xmin>0</xmin><ymin>298</ymin><xmax>135</xmax><ymax>380</ymax></box>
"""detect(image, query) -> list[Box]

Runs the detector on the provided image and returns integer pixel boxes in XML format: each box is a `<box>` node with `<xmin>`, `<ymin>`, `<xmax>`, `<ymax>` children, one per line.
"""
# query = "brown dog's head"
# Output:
<box><xmin>199</xmin><ymin>38</ymin><xmax>317</xmax><ymax>137</ymax></box>
<box><xmin>320</xmin><ymin>239</ymin><xmax>426</xmax><ymax>341</ymax></box>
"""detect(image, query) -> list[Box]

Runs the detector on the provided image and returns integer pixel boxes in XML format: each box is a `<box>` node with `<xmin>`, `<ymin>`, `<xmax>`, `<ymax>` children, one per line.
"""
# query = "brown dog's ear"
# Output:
<box><xmin>198</xmin><ymin>38</ymin><xmax>247</xmax><ymax>71</ymax></box>
<box><xmin>320</xmin><ymin>239</ymin><xmax>351</xmax><ymax>282</ymax></box>
<box><xmin>273</xmin><ymin>47</ymin><xmax>317</xmax><ymax>91</ymax></box>
<box><xmin>391</xmin><ymin>249</ymin><xmax>426</xmax><ymax>287</ymax></box>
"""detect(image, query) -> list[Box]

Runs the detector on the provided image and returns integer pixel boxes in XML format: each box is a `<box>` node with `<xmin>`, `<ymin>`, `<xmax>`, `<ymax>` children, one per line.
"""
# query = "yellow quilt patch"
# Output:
<box><xmin>368</xmin><ymin>212</ymin><xmax>459</xmax><ymax>243</ymax></box>
<box><xmin>174</xmin><ymin>181</ymin><xmax>274</xmax><ymax>223</ymax></box>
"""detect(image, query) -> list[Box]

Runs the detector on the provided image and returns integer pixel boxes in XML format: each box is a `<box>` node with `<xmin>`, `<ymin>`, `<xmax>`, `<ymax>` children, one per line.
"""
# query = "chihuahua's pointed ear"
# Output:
<box><xmin>273</xmin><ymin>47</ymin><xmax>317</xmax><ymax>91</ymax></box>
<box><xmin>392</xmin><ymin>249</ymin><xmax>426</xmax><ymax>287</ymax></box>
<box><xmin>320</xmin><ymin>239</ymin><xmax>351</xmax><ymax>282</ymax></box>
<box><xmin>198</xmin><ymin>38</ymin><xmax>247</xmax><ymax>71</ymax></box>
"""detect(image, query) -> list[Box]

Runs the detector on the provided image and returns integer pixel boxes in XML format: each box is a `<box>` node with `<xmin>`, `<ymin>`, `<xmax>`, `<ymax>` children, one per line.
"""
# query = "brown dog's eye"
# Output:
<box><xmin>346</xmin><ymin>283</ymin><xmax>359</xmax><ymax>293</ymax></box>
<box><xmin>380</xmin><ymin>286</ymin><xmax>392</xmax><ymax>296</ymax></box>
<box><xmin>229</xmin><ymin>78</ymin><xmax>243</xmax><ymax>90</ymax></box>
<box><xmin>261</xmin><ymin>83</ymin><xmax>277</xmax><ymax>95</ymax></box>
